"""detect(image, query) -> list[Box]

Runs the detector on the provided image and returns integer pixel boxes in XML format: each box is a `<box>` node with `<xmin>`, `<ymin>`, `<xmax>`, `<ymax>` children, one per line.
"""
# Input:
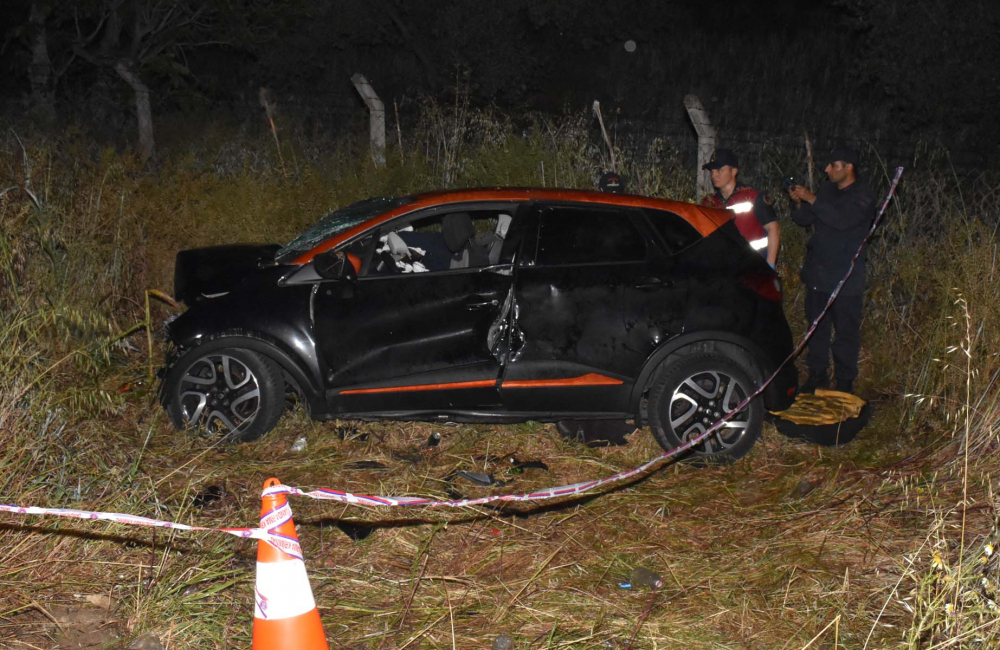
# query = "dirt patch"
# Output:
<box><xmin>4</xmin><ymin>599</ymin><xmax>122</xmax><ymax>650</ymax></box>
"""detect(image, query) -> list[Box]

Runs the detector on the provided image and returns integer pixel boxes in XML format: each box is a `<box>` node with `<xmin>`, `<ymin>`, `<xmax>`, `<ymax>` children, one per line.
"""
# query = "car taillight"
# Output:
<box><xmin>740</xmin><ymin>270</ymin><xmax>783</xmax><ymax>301</ymax></box>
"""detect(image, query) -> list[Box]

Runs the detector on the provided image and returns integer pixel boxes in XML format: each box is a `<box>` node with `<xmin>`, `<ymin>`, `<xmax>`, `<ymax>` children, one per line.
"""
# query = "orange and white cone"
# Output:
<box><xmin>252</xmin><ymin>478</ymin><xmax>328</xmax><ymax>650</ymax></box>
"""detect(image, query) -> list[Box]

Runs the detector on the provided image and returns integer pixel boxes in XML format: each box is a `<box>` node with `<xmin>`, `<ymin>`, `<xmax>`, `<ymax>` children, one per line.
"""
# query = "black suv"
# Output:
<box><xmin>161</xmin><ymin>188</ymin><xmax>796</xmax><ymax>461</ymax></box>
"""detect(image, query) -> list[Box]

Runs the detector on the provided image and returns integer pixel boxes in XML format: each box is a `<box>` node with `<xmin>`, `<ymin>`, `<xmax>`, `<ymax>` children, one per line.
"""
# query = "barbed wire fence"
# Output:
<box><xmin>214</xmin><ymin>84</ymin><xmax>989</xmax><ymax>178</ymax></box>
<box><xmin>13</xmin><ymin>78</ymin><xmax>984</xmax><ymax>191</ymax></box>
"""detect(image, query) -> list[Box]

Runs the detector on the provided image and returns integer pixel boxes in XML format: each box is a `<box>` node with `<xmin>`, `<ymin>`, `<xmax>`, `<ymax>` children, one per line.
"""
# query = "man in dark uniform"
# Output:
<box><xmin>789</xmin><ymin>147</ymin><xmax>876</xmax><ymax>394</ymax></box>
<box><xmin>701</xmin><ymin>148</ymin><xmax>780</xmax><ymax>268</ymax></box>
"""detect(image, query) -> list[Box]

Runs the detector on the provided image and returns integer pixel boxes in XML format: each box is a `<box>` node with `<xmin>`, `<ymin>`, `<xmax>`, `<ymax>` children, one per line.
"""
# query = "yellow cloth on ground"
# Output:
<box><xmin>770</xmin><ymin>389</ymin><xmax>866</xmax><ymax>426</ymax></box>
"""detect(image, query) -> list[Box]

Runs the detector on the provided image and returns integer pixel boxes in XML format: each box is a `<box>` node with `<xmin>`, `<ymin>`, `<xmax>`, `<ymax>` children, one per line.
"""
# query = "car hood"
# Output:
<box><xmin>173</xmin><ymin>244</ymin><xmax>281</xmax><ymax>305</ymax></box>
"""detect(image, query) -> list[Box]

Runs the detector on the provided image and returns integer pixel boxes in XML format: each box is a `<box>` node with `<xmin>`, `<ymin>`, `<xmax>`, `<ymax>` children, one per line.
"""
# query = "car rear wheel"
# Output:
<box><xmin>164</xmin><ymin>347</ymin><xmax>284</xmax><ymax>443</ymax></box>
<box><xmin>647</xmin><ymin>352</ymin><xmax>762</xmax><ymax>463</ymax></box>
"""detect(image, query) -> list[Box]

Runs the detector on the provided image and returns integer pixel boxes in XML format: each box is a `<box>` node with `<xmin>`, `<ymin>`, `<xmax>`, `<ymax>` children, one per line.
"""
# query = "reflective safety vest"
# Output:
<box><xmin>702</xmin><ymin>185</ymin><xmax>769</xmax><ymax>254</ymax></box>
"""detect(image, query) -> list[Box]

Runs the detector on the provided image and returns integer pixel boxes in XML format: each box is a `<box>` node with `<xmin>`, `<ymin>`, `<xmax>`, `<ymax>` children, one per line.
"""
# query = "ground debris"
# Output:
<box><xmin>129</xmin><ymin>633</ymin><xmax>166</xmax><ymax>650</ymax></box>
<box><xmin>492</xmin><ymin>632</ymin><xmax>514</xmax><ymax>650</ymax></box>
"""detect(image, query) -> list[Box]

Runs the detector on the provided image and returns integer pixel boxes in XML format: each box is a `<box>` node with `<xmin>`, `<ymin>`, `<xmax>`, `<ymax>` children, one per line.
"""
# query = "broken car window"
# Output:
<box><xmin>275</xmin><ymin>196</ymin><xmax>413</xmax><ymax>263</ymax></box>
<box><xmin>368</xmin><ymin>210</ymin><xmax>509</xmax><ymax>275</ymax></box>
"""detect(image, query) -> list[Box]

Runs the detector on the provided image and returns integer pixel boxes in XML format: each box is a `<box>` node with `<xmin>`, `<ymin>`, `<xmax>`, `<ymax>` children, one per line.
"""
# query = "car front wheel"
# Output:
<box><xmin>164</xmin><ymin>347</ymin><xmax>284</xmax><ymax>442</ymax></box>
<box><xmin>647</xmin><ymin>351</ymin><xmax>763</xmax><ymax>463</ymax></box>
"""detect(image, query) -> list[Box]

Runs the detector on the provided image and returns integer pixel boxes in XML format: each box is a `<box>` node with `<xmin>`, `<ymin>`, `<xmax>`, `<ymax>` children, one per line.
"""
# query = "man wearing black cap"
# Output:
<box><xmin>598</xmin><ymin>170</ymin><xmax>626</xmax><ymax>193</ymax></box>
<box><xmin>701</xmin><ymin>148</ymin><xmax>780</xmax><ymax>268</ymax></box>
<box><xmin>789</xmin><ymin>148</ymin><xmax>876</xmax><ymax>394</ymax></box>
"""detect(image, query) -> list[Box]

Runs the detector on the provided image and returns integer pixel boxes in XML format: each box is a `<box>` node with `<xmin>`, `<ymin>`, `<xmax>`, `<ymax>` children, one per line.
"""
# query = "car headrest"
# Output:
<box><xmin>496</xmin><ymin>213</ymin><xmax>512</xmax><ymax>239</ymax></box>
<box><xmin>442</xmin><ymin>213</ymin><xmax>475</xmax><ymax>253</ymax></box>
<box><xmin>385</xmin><ymin>231</ymin><xmax>409</xmax><ymax>260</ymax></box>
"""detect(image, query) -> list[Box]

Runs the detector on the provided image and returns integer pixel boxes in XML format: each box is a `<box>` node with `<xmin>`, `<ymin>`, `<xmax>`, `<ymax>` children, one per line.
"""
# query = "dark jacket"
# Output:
<box><xmin>791</xmin><ymin>180</ymin><xmax>876</xmax><ymax>295</ymax></box>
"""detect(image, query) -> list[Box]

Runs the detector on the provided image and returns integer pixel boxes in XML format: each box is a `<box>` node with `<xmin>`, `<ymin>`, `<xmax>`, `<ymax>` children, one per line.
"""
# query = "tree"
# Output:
<box><xmin>67</xmin><ymin>0</ymin><xmax>228</xmax><ymax>163</ymax></box>
<box><xmin>5</xmin><ymin>0</ymin><xmax>77</xmax><ymax>121</ymax></box>
<box><xmin>26</xmin><ymin>1</ymin><xmax>54</xmax><ymax>119</ymax></box>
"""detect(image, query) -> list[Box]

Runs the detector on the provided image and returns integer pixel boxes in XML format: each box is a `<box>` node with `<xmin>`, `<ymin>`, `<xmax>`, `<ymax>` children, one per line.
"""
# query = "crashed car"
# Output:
<box><xmin>160</xmin><ymin>188</ymin><xmax>797</xmax><ymax>461</ymax></box>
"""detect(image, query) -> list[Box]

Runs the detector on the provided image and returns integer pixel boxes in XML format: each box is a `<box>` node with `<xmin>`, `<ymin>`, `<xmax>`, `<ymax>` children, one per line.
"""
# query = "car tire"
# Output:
<box><xmin>647</xmin><ymin>351</ymin><xmax>763</xmax><ymax>463</ymax></box>
<box><xmin>164</xmin><ymin>347</ymin><xmax>285</xmax><ymax>443</ymax></box>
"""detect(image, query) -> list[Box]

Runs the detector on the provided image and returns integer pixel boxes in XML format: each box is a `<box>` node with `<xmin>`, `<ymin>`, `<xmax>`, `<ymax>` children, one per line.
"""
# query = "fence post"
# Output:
<box><xmin>683</xmin><ymin>94</ymin><xmax>717</xmax><ymax>199</ymax></box>
<box><xmin>351</xmin><ymin>73</ymin><xmax>386</xmax><ymax>168</ymax></box>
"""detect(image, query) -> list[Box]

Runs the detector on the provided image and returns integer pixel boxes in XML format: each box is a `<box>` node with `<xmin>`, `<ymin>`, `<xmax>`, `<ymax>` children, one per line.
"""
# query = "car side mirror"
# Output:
<box><xmin>314</xmin><ymin>250</ymin><xmax>357</xmax><ymax>281</ymax></box>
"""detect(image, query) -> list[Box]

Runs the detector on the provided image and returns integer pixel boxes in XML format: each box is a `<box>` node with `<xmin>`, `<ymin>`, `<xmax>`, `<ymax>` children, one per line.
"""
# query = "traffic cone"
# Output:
<box><xmin>252</xmin><ymin>478</ymin><xmax>328</xmax><ymax>650</ymax></box>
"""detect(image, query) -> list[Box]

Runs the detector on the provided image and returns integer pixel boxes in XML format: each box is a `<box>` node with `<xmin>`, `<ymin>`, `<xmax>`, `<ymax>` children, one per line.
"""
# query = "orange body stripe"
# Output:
<box><xmin>501</xmin><ymin>373</ymin><xmax>623</xmax><ymax>388</ymax></box>
<box><xmin>337</xmin><ymin>373</ymin><xmax>623</xmax><ymax>395</ymax></box>
<box><xmin>339</xmin><ymin>379</ymin><xmax>496</xmax><ymax>395</ymax></box>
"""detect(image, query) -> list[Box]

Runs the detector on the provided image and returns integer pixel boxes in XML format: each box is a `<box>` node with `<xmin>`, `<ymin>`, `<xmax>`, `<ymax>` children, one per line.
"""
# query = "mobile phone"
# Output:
<box><xmin>782</xmin><ymin>175</ymin><xmax>799</xmax><ymax>189</ymax></box>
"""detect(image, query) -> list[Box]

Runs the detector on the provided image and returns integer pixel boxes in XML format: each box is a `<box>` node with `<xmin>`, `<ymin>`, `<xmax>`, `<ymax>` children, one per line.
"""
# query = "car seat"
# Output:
<box><xmin>442</xmin><ymin>213</ymin><xmax>489</xmax><ymax>269</ymax></box>
<box><xmin>398</xmin><ymin>230</ymin><xmax>450</xmax><ymax>272</ymax></box>
<box><xmin>479</xmin><ymin>213</ymin><xmax>512</xmax><ymax>265</ymax></box>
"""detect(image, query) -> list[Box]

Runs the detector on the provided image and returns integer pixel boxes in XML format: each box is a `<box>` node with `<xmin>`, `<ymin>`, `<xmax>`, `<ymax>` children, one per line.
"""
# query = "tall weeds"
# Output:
<box><xmin>0</xmin><ymin>104</ymin><xmax>998</xmax><ymax>646</ymax></box>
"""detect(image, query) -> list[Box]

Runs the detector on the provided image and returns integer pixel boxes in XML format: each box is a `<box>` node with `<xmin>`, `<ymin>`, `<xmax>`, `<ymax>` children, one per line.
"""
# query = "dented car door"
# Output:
<box><xmin>499</xmin><ymin>203</ymin><xmax>651</xmax><ymax>416</ymax></box>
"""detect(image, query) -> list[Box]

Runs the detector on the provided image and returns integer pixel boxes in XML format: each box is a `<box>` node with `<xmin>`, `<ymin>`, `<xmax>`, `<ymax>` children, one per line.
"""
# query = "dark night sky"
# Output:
<box><xmin>1</xmin><ymin>0</ymin><xmax>996</xmax><ymax>152</ymax></box>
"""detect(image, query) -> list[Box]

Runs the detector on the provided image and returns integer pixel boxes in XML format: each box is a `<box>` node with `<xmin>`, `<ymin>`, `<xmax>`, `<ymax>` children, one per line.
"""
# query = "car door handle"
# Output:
<box><xmin>634</xmin><ymin>277</ymin><xmax>673</xmax><ymax>290</ymax></box>
<box><xmin>466</xmin><ymin>299</ymin><xmax>500</xmax><ymax>310</ymax></box>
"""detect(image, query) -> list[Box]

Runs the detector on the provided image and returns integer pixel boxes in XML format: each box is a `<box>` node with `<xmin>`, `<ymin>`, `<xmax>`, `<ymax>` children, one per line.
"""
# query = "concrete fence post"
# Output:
<box><xmin>351</xmin><ymin>73</ymin><xmax>386</xmax><ymax>168</ymax></box>
<box><xmin>683</xmin><ymin>94</ymin><xmax>717</xmax><ymax>199</ymax></box>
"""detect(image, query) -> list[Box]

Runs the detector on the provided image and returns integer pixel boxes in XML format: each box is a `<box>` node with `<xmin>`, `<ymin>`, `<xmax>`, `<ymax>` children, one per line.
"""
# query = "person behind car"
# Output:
<box><xmin>788</xmin><ymin>147</ymin><xmax>876</xmax><ymax>395</ymax></box>
<box><xmin>700</xmin><ymin>148</ymin><xmax>780</xmax><ymax>269</ymax></box>
<box><xmin>598</xmin><ymin>170</ymin><xmax>627</xmax><ymax>193</ymax></box>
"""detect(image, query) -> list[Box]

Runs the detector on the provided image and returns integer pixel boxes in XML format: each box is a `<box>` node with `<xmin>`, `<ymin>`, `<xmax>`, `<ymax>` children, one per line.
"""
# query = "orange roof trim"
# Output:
<box><xmin>291</xmin><ymin>188</ymin><xmax>726</xmax><ymax>265</ymax></box>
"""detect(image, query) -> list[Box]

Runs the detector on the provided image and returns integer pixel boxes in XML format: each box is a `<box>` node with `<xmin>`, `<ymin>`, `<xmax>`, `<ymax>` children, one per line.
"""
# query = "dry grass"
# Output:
<box><xmin>2</xmin><ymin>404</ymin><xmax>995</xmax><ymax>649</ymax></box>
<box><xmin>0</xmin><ymin>106</ymin><xmax>999</xmax><ymax>648</ymax></box>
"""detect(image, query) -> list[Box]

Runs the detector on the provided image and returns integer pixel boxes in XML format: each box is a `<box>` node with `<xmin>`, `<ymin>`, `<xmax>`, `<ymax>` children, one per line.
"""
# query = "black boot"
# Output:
<box><xmin>801</xmin><ymin>371</ymin><xmax>829</xmax><ymax>394</ymax></box>
<box><xmin>834</xmin><ymin>378</ymin><xmax>854</xmax><ymax>394</ymax></box>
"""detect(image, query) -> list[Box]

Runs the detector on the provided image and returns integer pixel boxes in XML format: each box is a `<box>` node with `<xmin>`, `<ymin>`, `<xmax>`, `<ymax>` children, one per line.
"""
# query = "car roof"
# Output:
<box><xmin>291</xmin><ymin>187</ymin><xmax>730</xmax><ymax>265</ymax></box>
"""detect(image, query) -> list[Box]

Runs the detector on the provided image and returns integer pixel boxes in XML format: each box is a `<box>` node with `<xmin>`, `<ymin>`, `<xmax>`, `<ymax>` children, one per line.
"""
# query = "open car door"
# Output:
<box><xmin>313</xmin><ymin>205</ymin><xmax>521</xmax><ymax>417</ymax></box>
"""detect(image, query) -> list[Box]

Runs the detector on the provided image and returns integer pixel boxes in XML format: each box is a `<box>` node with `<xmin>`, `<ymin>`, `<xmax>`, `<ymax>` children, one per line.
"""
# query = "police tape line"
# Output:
<box><xmin>0</xmin><ymin>168</ymin><xmax>902</xmax><ymax>542</ymax></box>
<box><xmin>0</xmin><ymin>501</ymin><xmax>303</xmax><ymax>560</ymax></box>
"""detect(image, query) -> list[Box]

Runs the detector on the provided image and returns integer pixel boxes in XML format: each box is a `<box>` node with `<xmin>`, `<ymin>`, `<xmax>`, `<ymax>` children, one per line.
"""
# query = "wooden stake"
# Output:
<box><xmin>592</xmin><ymin>101</ymin><xmax>617</xmax><ymax>173</ymax></box>
<box><xmin>258</xmin><ymin>87</ymin><xmax>285</xmax><ymax>175</ymax></box>
<box><xmin>394</xmin><ymin>99</ymin><xmax>404</xmax><ymax>165</ymax></box>
<box><xmin>805</xmin><ymin>130</ymin><xmax>815</xmax><ymax>191</ymax></box>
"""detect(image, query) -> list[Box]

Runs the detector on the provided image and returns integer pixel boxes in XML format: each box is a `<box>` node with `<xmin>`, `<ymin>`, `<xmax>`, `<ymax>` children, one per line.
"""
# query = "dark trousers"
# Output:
<box><xmin>804</xmin><ymin>289</ymin><xmax>863</xmax><ymax>382</ymax></box>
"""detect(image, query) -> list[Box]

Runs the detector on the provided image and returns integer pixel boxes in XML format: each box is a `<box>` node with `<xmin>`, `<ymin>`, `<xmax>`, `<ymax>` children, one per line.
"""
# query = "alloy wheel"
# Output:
<box><xmin>668</xmin><ymin>369</ymin><xmax>751</xmax><ymax>454</ymax></box>
<box><xmin>176</xmin><ymin>354</ymin><xmax>261</xmax><ymax>435</ymax></box>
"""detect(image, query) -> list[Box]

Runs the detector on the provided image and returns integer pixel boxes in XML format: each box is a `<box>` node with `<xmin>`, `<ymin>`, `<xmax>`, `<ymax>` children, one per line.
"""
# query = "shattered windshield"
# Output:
<box><xmin>275</xmin><ymin>196</ymin><xmax>413</xmax><ymax>263</ymax></box>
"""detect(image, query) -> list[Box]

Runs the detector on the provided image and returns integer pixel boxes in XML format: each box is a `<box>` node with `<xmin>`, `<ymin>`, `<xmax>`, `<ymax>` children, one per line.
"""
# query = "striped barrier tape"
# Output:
<box><xmin>0</xmin><ymin>168</ymin><xmax>903</xmax><ymax>542</ymax></box>
<box><xmin>0</xmin><ymin>501</ymin><xmax>302</xmax><ymax>560</ymax></box>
